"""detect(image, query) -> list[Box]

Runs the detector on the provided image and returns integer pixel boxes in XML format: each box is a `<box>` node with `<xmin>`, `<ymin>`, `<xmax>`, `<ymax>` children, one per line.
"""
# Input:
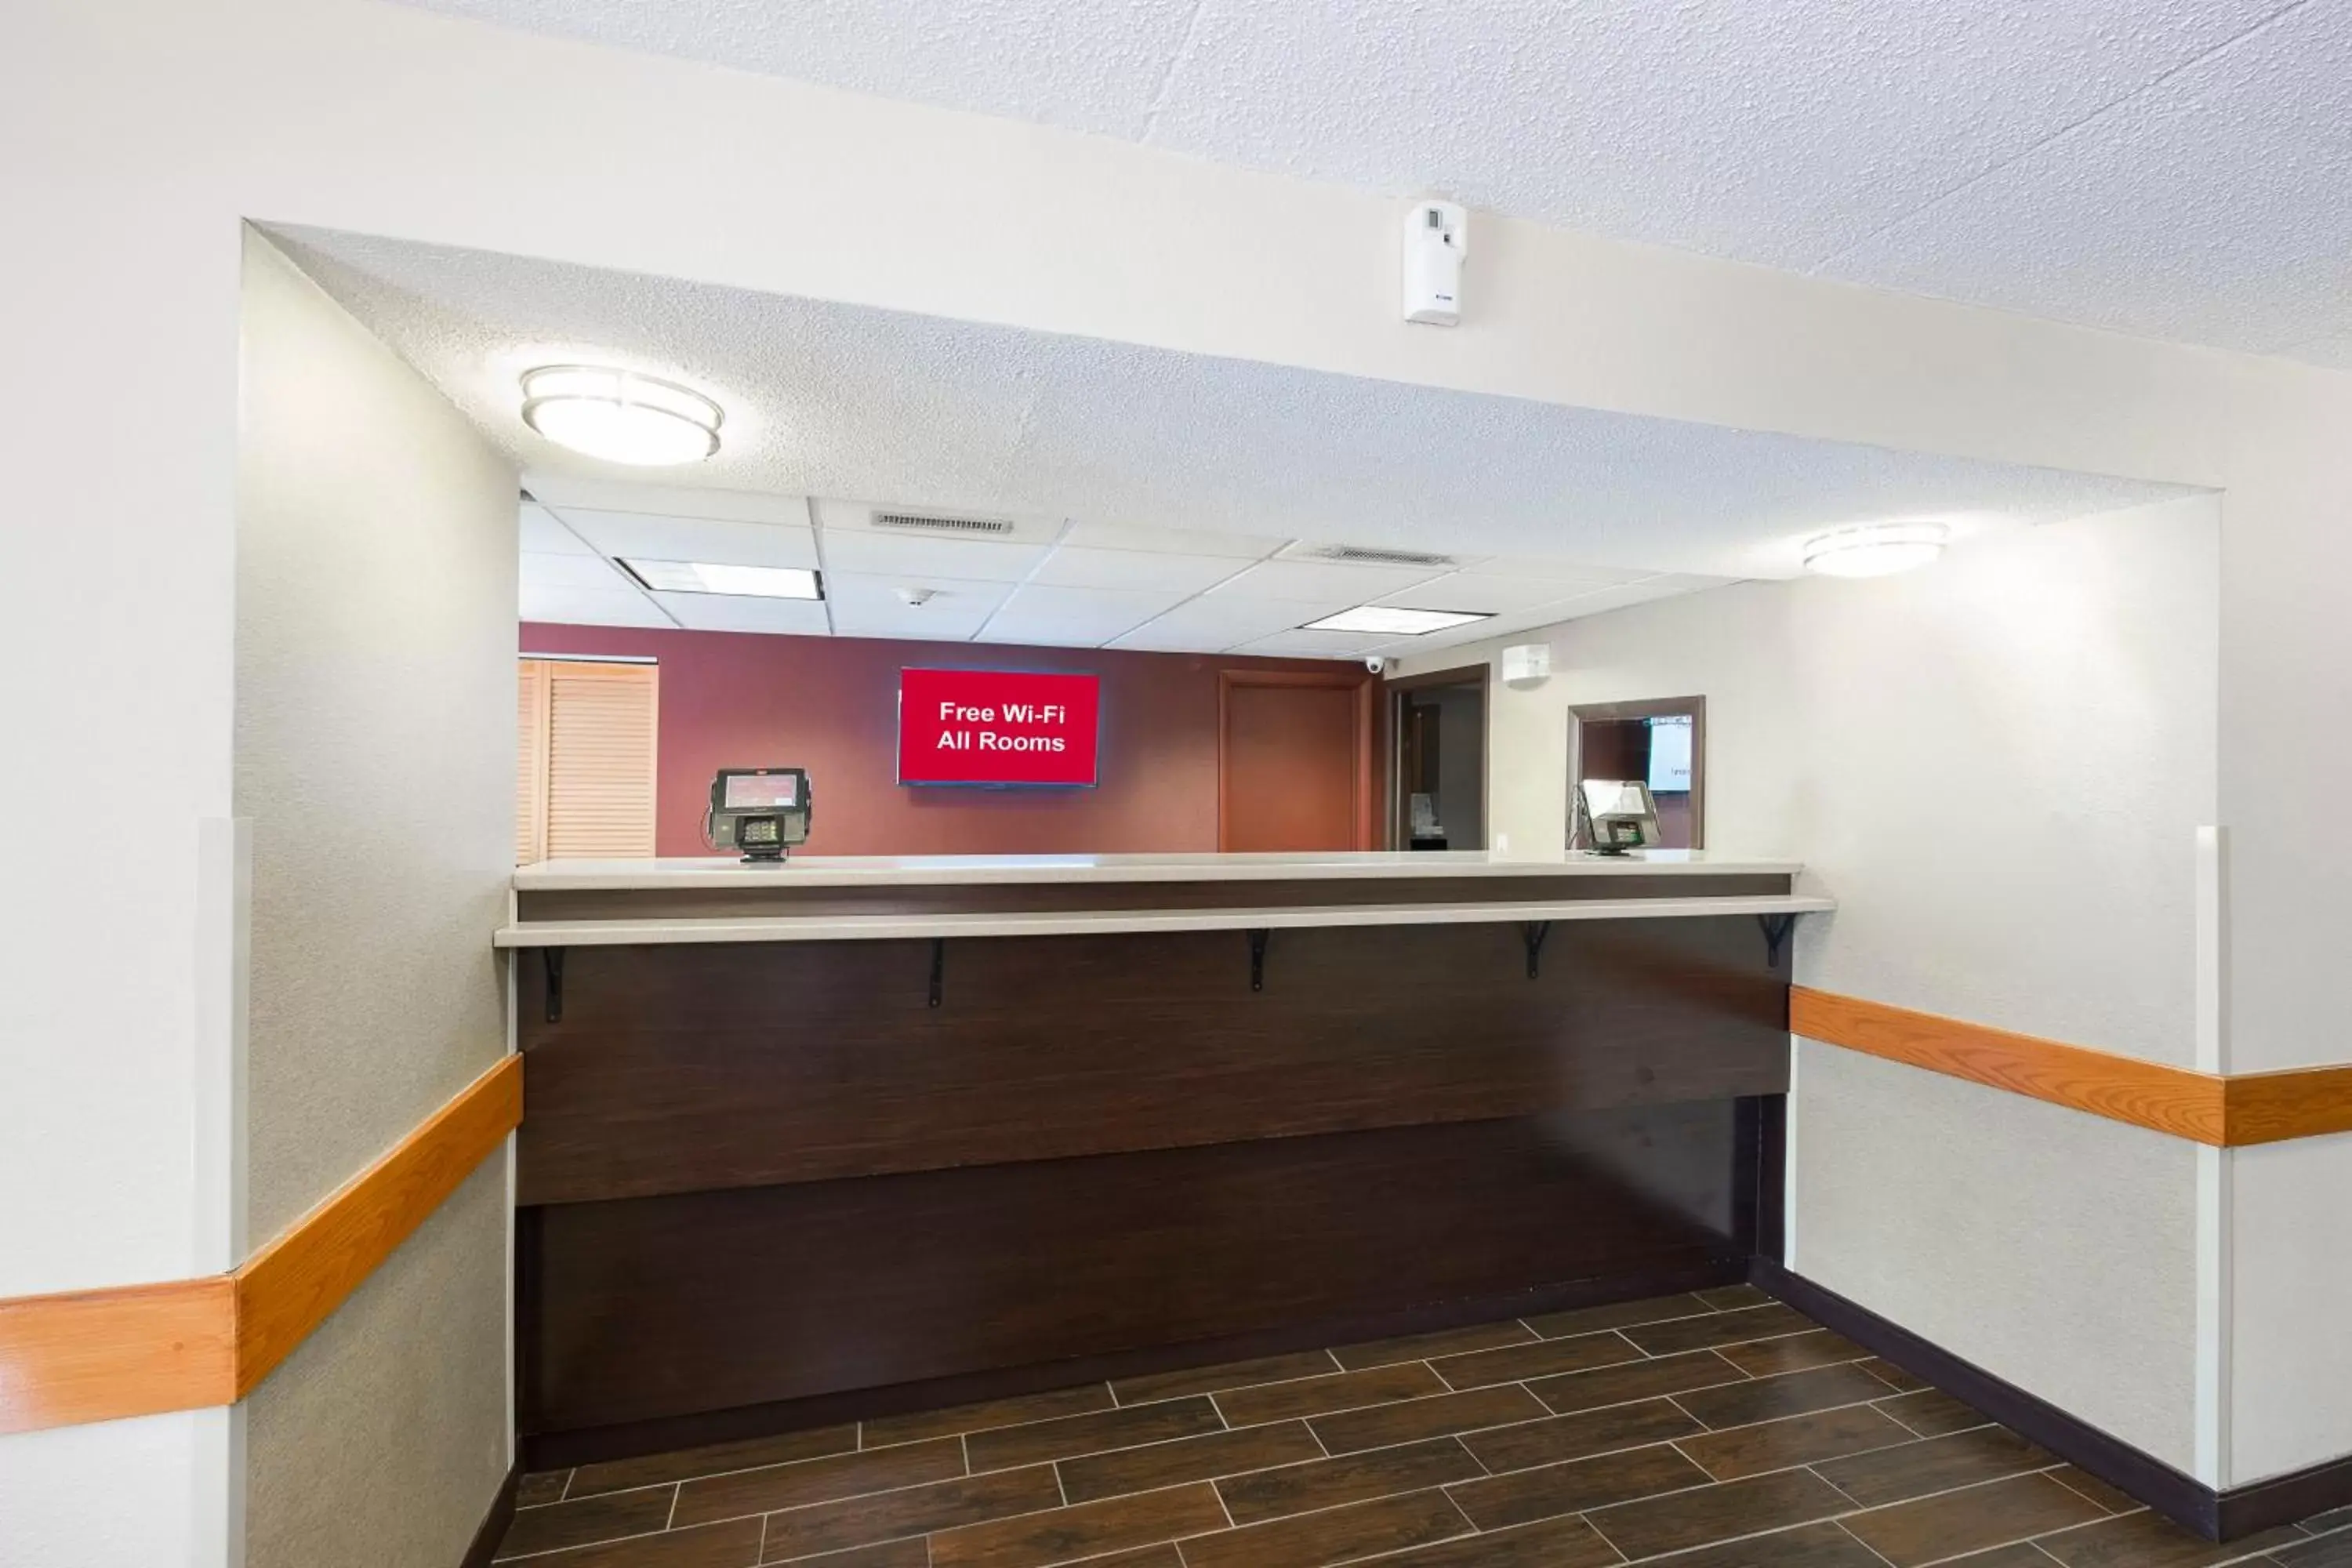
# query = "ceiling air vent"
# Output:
<box><xmin>869</xmin><ymin>511</ymin><xmax>1018</xmax><ymax>536</ymax></box>
<box><xmin>1301</xmin><ymin>544</ymin><xmax>1460</xmax><ymax>568</ymax></box>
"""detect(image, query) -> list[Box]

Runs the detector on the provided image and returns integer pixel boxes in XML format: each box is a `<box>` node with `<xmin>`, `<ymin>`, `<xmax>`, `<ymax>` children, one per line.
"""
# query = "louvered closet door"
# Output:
<box><xmin>543</xmin><ymin>661</ymin><xmax>659</xmax><ymax>858</ymax></box>
<box><xmin>516</xmin><ymin>660</ymin><xmax>552</xmax><ymax>864</ymax></box>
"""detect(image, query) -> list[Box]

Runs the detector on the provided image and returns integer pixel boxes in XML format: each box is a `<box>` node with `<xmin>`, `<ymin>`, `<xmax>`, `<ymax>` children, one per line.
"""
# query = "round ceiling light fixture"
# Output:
<box><xmin>519</xmin><ymin>365</ymin><xmax>723</xmax><ymax>466</ymax></box>
<box><xmin>1802</xmin><ymin>521</ymin><xmax>1949</xmax><ymax>579</ymax></box>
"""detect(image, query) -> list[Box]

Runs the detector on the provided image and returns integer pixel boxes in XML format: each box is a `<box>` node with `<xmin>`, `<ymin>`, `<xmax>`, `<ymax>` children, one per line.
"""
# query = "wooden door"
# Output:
<box><xmin>1218</xmin><ymin>672</ymin><xmax>1374</xmax><ymax>851</ymax></box>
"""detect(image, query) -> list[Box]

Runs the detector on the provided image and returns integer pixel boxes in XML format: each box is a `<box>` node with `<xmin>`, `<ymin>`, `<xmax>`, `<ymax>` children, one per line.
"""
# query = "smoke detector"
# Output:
<box><xmin>895</xmin><ymin>586</ymin><xmax>939</xmax><ymax>607</ymax></box>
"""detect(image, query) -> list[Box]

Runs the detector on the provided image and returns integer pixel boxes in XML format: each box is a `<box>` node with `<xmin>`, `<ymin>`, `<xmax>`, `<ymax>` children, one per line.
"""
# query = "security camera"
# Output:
<box><xmin>1364</xmin><ymin>655</ymin><xmax>1388</xmax><ymax>674</ymax></box>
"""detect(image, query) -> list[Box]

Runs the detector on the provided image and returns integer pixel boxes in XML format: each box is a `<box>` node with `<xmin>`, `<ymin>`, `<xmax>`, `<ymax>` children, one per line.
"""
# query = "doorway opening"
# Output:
<box><xmin>1389</xmin><ymin>669</ymin><xmax>1487</xmax><ymax>851</ymax></box>
<box><xmin>1569</xmin><ymin>696</ymin><xmax>1704</xmax><ymax>850</ymax></box>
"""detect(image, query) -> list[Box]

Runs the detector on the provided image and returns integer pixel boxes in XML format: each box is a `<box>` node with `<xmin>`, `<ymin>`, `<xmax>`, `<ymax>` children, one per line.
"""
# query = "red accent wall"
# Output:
<box><xmin>521</xmin><ymin>623</ymin><xmax>1376</xmax><ymax>857</ymax></box>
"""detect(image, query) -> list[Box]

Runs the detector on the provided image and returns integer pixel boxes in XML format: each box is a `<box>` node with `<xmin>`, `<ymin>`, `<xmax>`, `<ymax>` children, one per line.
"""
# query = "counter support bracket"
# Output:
<box><xmin>1522</xmin><ymin>921</ymin><xmax>1553</xmax><ymax>979</ymax></box>
<box><xmin>1759</xmin><ymin>913</ymin><xmax>1799</xmax><ymax>969</ymax></box>
<box><xmin>544</xmin><ymin>947</ymin><xmax>564</xmax><ymax>1024</ymax></box>
<box><xmin>1249</xmin><ymin>928</ymin><xmax>1270</xmax><ymax>993</ymax></box>
<box><xmin>927</xmin><ymin>939</ymin><xmax>945</xmax><ymax>1009</ymax></box>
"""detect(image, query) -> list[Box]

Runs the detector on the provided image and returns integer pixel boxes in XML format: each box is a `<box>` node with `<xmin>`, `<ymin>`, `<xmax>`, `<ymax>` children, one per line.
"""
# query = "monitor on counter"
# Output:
<box><xmin>897</xmin><ymin>668</ymin><xmax>1102</xmax><ymax>788</ymax></box>
<box><xmin>707</xmin><ymin>767</ymin><xmax>811</xmax><ymax>862</ymax></box>
<box><xmin>1580</xmin><ymin>778</ymin><xmax>1661</xmax><ymax>855</ymax></box>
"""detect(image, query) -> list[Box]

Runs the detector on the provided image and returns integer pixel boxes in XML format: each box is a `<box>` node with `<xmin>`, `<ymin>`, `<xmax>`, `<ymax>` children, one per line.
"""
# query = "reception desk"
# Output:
<box><xmin>497</xmin><ymin>851</ymin><xmax>1831</xmax><ymax>1465</ymax></box>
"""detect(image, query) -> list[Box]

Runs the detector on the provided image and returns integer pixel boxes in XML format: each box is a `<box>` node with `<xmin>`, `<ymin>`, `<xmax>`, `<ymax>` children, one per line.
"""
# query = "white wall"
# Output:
<box><xmin>0</xmin><ymin>1414</ymin><xmax>221</xmax><ymax>1568</ymax></box>
<box><xmin>232</xmin><ymin>230</ymin><xmax>515</xmax><ymax>1566</ymax></box>
<box><xmin>8</xmin><ymin>0</ymin><xmax>2352</xmax><ymax>1543</ymax></box>
<box><xmin>1459</xmin><ymin>494</ymin><xmax>2222</xmax><ymax>1058</ymax></box>
<box><xmin>1400</xmin><ymin>494</ymin><xmax>2222</xmax><ymax>1468</ymax></box>
<box><xmin>2229</xmin><ymin>1136</ymin><xmax>2352</xmax><ymax>1483</ymax></box>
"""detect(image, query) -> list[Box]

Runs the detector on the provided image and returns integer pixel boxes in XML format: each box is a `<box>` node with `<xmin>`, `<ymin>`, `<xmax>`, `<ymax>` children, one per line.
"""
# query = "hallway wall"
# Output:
<box><xmin>1394</xmin><ymin>492</ymin><xmax>2223</xmax><ymax>1471</ymax></box>
<box><xmin>232</xmin><ymin>231</ymin><xmax>515</xmax><ymax>1568</ymax></box>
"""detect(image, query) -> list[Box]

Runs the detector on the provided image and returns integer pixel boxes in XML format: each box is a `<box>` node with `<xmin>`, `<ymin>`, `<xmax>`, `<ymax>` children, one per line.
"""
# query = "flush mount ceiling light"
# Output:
<box><xmin>1305</xmin><ymin>606</ymin><xmax>1493</xmax><ymax>636</ymax></box>
<box><xmin>621</xmin><ymin>560</ymin><xmax>822</xmax><ymax>600</ymax></box>
<box><xmin>520</xmin><ymin>365</ymin><xmax>724</xmax><ymax>466</ymax></box>
<box><xmin>1802</xmin><ymin>521</ymin><xmax>1949</xmax><ymax>579</ymax></box>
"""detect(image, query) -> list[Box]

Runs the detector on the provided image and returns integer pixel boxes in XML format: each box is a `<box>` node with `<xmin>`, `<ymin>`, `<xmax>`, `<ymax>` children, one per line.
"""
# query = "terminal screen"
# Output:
<box><xmin>724</xmin><ymin>774</ymin><xmax>800</xmax><ymax>810</ymax></box>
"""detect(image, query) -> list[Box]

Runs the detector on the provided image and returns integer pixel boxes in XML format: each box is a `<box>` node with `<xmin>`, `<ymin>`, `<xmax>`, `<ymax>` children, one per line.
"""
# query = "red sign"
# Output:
<box><xmin>897</xmin><ymin>668</ymin><xmax>1102</xmax><ymax>787</ymax></box>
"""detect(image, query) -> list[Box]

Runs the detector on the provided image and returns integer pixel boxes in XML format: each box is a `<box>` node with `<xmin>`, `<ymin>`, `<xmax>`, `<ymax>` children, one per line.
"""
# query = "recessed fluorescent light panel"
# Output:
<box><xmin>520</xmin><ymin>365</ymin><xmax>724</xmax><ymax>466</ymax></box>
<box><xmin>621</xmin><ymin>560</ymin><xmax>823</xmax><ymax>600</ymax></box>
<box><xmin>1304</xmin><ymin>606</ymin><xmax>1493</xmax><ymax>636</ymax></box>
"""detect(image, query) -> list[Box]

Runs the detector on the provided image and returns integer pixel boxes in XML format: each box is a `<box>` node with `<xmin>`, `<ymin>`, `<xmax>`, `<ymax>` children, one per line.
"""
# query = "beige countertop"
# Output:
<box><xmin>510</xmin><ymin>848</ymin><xmax>1806</xmax><ymax>894</ymax></box>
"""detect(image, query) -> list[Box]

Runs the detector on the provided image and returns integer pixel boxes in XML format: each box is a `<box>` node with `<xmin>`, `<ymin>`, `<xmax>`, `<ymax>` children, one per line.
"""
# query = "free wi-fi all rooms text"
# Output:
<box><xmin>932</xmin><ymin>701</ymin><xmax>1070</xmax><ymax>752</ymax></box>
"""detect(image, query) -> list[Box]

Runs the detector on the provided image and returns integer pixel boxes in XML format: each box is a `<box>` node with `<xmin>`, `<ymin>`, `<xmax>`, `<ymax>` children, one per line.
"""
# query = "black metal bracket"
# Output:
<box><xmin>544</xmin><ymin>946</ymin><xmax>565</xmax><ymax>1024</ymax></box>
<box><xmin>1759</xmin><ymin>913</ymin><xmax>1799</xmax><ymax>968</ymax></box>
<box><xmin>927</xmin><ymin>938</ymin><xmax>946</xmax><ymax>1009</ymax></box>
<box><xmin>1522</xmin><ymin>920</ymin><xmax>1553</xmax><ymax>979</ymax></box>
<box><xmin>1249</xmin><ymin>928</ymin><xmax>1271</xmax><ymax>993</ymax></box>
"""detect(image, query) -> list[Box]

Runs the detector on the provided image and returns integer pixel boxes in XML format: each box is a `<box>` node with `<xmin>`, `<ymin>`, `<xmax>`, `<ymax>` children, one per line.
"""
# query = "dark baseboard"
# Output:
<box><xmin>524</xmin><ymin>1257</ymin><xmax>1746</xmax><ymax>1471</ymax></box>
<box><xmin>458</xmin><ymin>1460</ymin><xmax>519</xmax><ymax>1568</ymax></box>
<box><xmin>2219</xmin><ymin>1451</ymin><xmax>2352</xmax><ymax>1541</ymax></box>
<box><xmin>1754</xmin><ymin>1260</ymin><xmax>2352</xmax><ymax>1543</ymax></box>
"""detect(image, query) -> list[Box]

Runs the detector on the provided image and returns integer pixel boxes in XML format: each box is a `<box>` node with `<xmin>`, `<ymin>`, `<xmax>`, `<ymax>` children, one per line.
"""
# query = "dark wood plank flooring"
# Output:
<box><xmin>494</xmin><ymin>1292</ymin><xmax>2348</xmax><ymax>1566</ymax></box>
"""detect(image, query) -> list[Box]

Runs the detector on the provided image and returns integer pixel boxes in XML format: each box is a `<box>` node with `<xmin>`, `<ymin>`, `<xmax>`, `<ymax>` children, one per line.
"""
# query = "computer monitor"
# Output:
<box><xmin>707</xmin><ymin>768</ymin><xmax>811</xmax><ymax>862</ymax></box>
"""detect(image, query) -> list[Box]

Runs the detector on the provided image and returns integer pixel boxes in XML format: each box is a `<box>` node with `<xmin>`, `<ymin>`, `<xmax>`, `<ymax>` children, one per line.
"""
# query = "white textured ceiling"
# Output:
<box><xmin>279</xmin><ymin>226</ymin><xmax>2183</xmax><ymax>611</ymax></box>
<box><xmin>391</xmin><ymin>0</ymin><xmax>2352</xmax><ymax>359</ymax></box>
<box><xmin>281</xmin><ymin>226</ymin><xmax>2190</xmax><ymax>655</ymax></box>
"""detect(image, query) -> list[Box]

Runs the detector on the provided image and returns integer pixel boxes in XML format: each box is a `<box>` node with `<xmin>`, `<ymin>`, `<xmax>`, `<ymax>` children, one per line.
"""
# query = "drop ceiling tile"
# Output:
<box><xmin>1108</xmin><ymin>595</ymin><xmax>1329</xmax><ymax>649</ymax></box>
<box><xmin>1027</xmin><ymin>546</ymin><xmax>1251</xmax><ymax>593</ymax></box>
<box><xmin>527</xmin><ymin>477</ymin><xmax>815</xmax><ymax>527</ymax></box>
<box><xmin>981</xmin><ymin>583</ymin><xmax>1191</xmax><ymax>646</ymax></box>
<box><xmin>520</xmin><ymin>501</ymin><xmax>593</xmax><ymax>555</ymax></box>
<box><xmin>1813</xmin><ymin>1</ymin><xmax>2352</xmax><ymax>352</ymax></box>
<box><xmin>520</xmin><ymin>583</ymin><xmax>672</xmax><ymax>628</ymax></box>
<box><xmin>551</xmin><ymin>507</ymin><xmax>820</xmax><ymax>569</ymax></box>
<box><xmin>1207</xmin><ymin>557</ymin><xmax>1450</xmax><ymax>606</ymax></box>
<box><xmin>1230</xmin><ymin>629</ymin><xmax>1391</xmax><ymax>659</ymax></box>
<box><xmin>652</xmin><ymin>592</ymin><xmax>833</xmax><ymax>635</ymax></box>
<box><xmin>1106</xmin><ymin>629</ymin><xmax>1235</xmax><ymax>654</ymax></box>
<box><xmin>1479</xmin><ymin>556</ymin><xmax>1657</xmax><ymax>585</ymax></box>
<box><xmin>826</xmin><ymin>572</ymin><xmax>1012</xmax><ymax>641</ymax></box>
<box><xmin>521</xmin><ymin>550</ymin><xmax>635</xmax><ymax>592</ymax></box>
<box><xmin>818</xmin><ymin>528</ymin><xmax>1052</xmax><ymax>583</ymax></box>
<box><xmin>1377</xmin><ymin>571</ymin><xmax>1627</xmax><ymax>615</ymax></box>
<box><xmin>1059</xmin><ymin>521</ymin><xmax>1289</xmax><ymax>558</ymax></box>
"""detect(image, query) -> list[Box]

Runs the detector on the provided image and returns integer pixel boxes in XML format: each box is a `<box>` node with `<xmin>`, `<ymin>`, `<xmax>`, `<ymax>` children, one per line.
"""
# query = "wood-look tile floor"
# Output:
<box><xmin>495</xmin><ymin>1288</ymin><xmax>2352</xmax><ymax>1568</ymax></box>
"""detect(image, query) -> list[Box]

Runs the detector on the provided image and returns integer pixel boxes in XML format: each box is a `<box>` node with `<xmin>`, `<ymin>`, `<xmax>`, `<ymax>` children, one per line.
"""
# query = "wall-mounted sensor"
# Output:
<box><xmin>1403</xmin><ymin>200</ymin><xmax>1468</xmax><ymax>326</ymax></box>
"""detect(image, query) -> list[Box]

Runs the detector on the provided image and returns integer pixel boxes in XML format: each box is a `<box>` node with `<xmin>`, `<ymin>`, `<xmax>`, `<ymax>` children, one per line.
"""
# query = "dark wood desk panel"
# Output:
<box><xmin>517</xmin><ymin>915</ymin><xmax>1789</xmax><ymax>1204</ymax></box>
<box><xmin>520</xmin><ymin>1103</ymin><xmax>1748</xmax><ymax>1440</ymax></box>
